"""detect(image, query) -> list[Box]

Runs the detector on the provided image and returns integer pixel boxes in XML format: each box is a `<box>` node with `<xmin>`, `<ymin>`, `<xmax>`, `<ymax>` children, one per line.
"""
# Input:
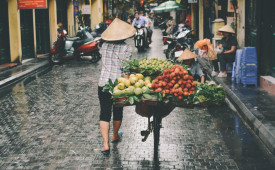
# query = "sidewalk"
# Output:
<box><xmin>198</xmin><ymin>57</ymin><xmax>275</xmax><ymax>162</ymax></box>
<box><xmin>0</xmin><ymin>55</ymin><xmax>50</xmax><ymax>89</ymax></box>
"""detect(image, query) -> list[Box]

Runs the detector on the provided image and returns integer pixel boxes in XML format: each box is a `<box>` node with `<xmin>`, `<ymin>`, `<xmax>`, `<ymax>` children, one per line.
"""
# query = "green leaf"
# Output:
<box><xmin>133</xmin><ymin>96</ymin><xmax>140</xmax><ymax>102</ymax></box>
<box><xmin>133</xmin><ymin>59</ymin><xmax>140</xmax><ymax>66</ymax></box>
<box><xmin>129</xmin><ymin>96</ymin><xmax>134</xmax><ymax>104</ymax></box>
<box><xmin>143</xmin><ymin>94</ymin><xmax>153</xmax><ymax>100</ymax></box>
<box><xmin>114</xmin><ymin>79</ymin><xmax>118</xmax><ymax>86</ymax></box>
<box><xmin>108</xmin><ymin>79</ymin><xmax>114</xmax><ymax>87</ymax></box>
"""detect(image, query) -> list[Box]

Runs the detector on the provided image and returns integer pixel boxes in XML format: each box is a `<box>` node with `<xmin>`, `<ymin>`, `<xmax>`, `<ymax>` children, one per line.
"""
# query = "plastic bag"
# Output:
<box><xmin>194</xmin><ymin>39</ymin><xmax>217</xmax><ymax>60</ymax></box>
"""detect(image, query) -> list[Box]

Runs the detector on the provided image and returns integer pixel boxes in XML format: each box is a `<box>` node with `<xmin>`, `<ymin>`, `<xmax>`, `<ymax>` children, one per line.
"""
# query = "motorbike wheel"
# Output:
<box><xmin>137</xmin><ymin>46</ymin><xmax>144</xmax><ymax>52</ymax></box>
<box><xmin>89</xmin><ymin>51</ymin><xmax>101</xmax><ymax>63</ymax></box>
<box><xmin>168</xmin><ymin>49</ymin><xmax>176</xmax><ymax>62</ymax></box>
<box><xmin>49</xmin><ymin>53</ymin><xmax>62</xmax><ymax>65</ymax></box>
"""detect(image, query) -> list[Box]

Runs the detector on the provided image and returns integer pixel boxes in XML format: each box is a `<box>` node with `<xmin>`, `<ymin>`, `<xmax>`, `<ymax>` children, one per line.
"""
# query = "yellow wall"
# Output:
<box><xmin>191</xmin><ymin>3</ymin><xmax>197</xmax><ymax>37</ymax></box>
<box><xmin>237</xmin><ymin>0</ymin><xmax>245</xmax><ymax>47</ymax></box>
<box><xmin>8</xmin><ymin>0</ymin><xmax>22</xmax><ymax>63</ymax></box>
<box><xmin>67</xmin><ymin>0</ymin><xmax>74</xmax><ymax>36</ymax></box>
<box><xmin>199</xmin><ymin>0</ymin><xmax>204</xmax><ymax>40</ymax></box>
<box><xmin>91</xmin><ymin>0</ymin><xmax>103</xmax><ymax>28</ymax></box>
<box><xmin>49</xmin><ymin>0</ymin><xmax>57</xmax><ymax>48</ymax></box>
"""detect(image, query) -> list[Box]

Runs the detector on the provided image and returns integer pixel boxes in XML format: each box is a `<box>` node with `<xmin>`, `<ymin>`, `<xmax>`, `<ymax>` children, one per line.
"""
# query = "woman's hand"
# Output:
<box><xmin>223</xmin><ymin>46</ymin><xmax>237</xmax><ymax>54</ymax></box>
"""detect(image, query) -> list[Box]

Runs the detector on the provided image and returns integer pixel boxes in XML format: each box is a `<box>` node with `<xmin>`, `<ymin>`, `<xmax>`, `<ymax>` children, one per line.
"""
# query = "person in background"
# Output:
<box><xmin>211</xmin><ymin>25</ymin><xmax>238</xmax><ymax>77</ymax></box>
<box><xmin>127</xmin><ymin>15</ymin><xmax>132</xmax><ymax>24</ymax></box>
<box><xmin>177</xmin><ymin>49</ymin><xmax>205</xmax><ymax>83</ymax></box>
<box><xmin>132</xmin><ymin>11</ymin><xmax>149</xmax><ymax>43</ymax></box>
<box><xmin>57</xmin><ymin>22</ymin><xmax>63</xmax><ymax>37</ymax></box>
<box><xmin>166</xmin><ymin>16</ymin><xmax>174</xmax><ymax>35</ymax></box>
<box><xmin>98</xmin><ymin>18</ymin><xmax>135</xmax><ymax>156</ymax></box>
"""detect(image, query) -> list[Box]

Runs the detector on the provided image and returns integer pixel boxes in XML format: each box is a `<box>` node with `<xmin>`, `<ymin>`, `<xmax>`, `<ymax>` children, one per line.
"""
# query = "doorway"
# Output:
<box><xmin>0</xmin><ymin>0</ymin><xmax>10</xmax><ymax>64</ymax></box>
<box><xmin>35</xmin><ymin>9</ymin><xmax>50</xmax><ymax>54</ymax></box>
<box><xmin>20</xmin><ymin>9</ymin><xmax>35</xmax><ymax>60</ymax></box>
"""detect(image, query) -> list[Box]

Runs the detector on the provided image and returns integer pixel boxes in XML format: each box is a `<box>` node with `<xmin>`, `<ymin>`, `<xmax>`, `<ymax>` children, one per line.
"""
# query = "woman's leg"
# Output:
<box><xmin>212</xmin><ymin>59</ymin><xmax>219</xmax><ymax>72</ymax></box>
<box><xmin>112</xmin><ymin>106</ymin><xmax>123</xmax><ymax>141</ymax></box>
<box><xmin>98</xmin><ymin>86</ymin><xmax>113</xmax><ymax>151</ymax></box>
<box><xmin>220</xmin><ymin>54</ymin><xmax>235</xmax><ymax>73</ymax></box>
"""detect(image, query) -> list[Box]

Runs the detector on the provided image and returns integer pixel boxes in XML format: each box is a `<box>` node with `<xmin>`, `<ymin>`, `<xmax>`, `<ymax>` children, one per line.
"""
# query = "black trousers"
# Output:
<box><xmin>212</xmin><ymin>53</ymin><xmax>235</xmax><ymax>72</ymax></box>
<box><xmin>98</xmin><ymin>86</ymin><xmax>123</xmax><ymax>122</ymax></box>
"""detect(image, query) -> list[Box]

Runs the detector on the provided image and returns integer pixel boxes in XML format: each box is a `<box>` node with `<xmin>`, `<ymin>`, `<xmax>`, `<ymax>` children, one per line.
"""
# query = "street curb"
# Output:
<box><xmin>198</xmin><ymin>58</ymin><xmax>275</xmax><ymax>157</ymax></box>
<box><xmin>0</xmin><ymin>60</ymin><xmax>50</xmax><ymax>89</ymax></box>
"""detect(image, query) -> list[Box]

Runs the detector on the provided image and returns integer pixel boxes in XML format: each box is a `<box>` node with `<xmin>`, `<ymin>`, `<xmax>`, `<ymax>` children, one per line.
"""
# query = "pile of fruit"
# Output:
<box><xmin>124</xmin><ymin>58</ymin><xmax>175</xmax><ymax>76</ymax></box>
<box><xmin>104</xmin><ymin>73</ymin><xmax>155</xmax><ymax>104</ymax></box>
<box><xmin>139</xmin><ymin>58</ymin><xmax>174</xmax><ymax>71</ymax></box>
<box><xmin>151</xmin><ymin>65</ymin><xmax>196</xmax><ymax>105</ymax></box>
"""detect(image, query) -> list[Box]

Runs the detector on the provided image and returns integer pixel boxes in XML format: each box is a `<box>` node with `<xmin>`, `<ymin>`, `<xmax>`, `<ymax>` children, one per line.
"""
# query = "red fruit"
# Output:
<box><xmin>155</xmin><ymin>88</ymin><xmax>162</xmax><ymax>92</ymax></box>
<box><xmin>187</xmin><ymin>80</ymin><xmax>192</xmax><ymax>84</ymax></box>
<box><xmin>183</xmin><ymin>88</ymin><xmax>188</xmax><ymax>92</ymax></box>
<box><xmin>164</xmin><ymin>78</ymin><xmax>169</xmax><ymax>82</ymax></box>
<box><xmin>180</xmin><ymin>84</ymin><xmax>184</xmax><ymax>88</ymax></box>
<box><xmin>178</xmin><ymin>96</ymin><xmax>183</xmax><ymax>100</ymax></box>
<box><xmin>177</xmin><ymin>76</ymin><xmax>181</xmax><ymax>79</ymax></box>
<box><xmin>159</xmin><ymin>82</ymin><xmax>163</xmax><ymax>87</ymax></box>
<box><xmin>192</xmin><ymin>82</ymin><xmax>196</xmax><ymax>87</ymax></box>
<box><xmin>178</xmin><ymin>80</ymin><xmax>182</xmax><ymax>85</ymax></box>
<box><xmin>168</xmin><ymin>83</ymin><xmax>173</xmax><ymax>87</ymax></box>
<box><xmin>162</xmin><ymin>81</ymin><xmax>167</xmax><ymax>86</ymax></box>
<box><xmin>182</xmin><ymin>80</ymin><xmax>187</xmax><ymax>85</ymax></box>
<box><xmin>174</xmin><ymin>93</ymin><xmax>178</xmax><ymax>97</ymax></box>
<box><xmin>174</xmin><ymin>84</ymin><xmax>179</xmax><ymax>89</ymax></box>
<box><xmin>178</xmin><ymin>90</ymin><xmax>183</xmax><ymax>96</ymax></box>
<box><xmin>189</xmin><ymin>76</ymin><xmax>194</xmax><ymax>80</ymax></box>
<box><xmin>183</xmin><ymin>92</ymin><xmax>189</xmax><ymax>96</ymax></box>
<box><xmin>190</xmin><ymin>87</ymin><xmax>195</xmax><ymax>91</ymax></box>
<box><xmin>174</xmin><ymin>89</ymin><xmax>179</xmax><ymax>93</ymax></box>
<box><xmin>183</xmin><ymin>69</ymin><xmax>188</xmax><ymax>75</ymax></box>
<box><xmin>184</xmin><ymin>75</ymin><xmax>189</xmax><ymax>80</ymax></box>
<box><xmin>171</xmin><ymin>80</ymin><xmax>176</xmax><ymax>84</ymax></box>
<box><xmin>170</xmin><ymin>72</ymin><xmax>176</xmax><ymax>78</ymax></box>
<box><xmin>165</xmin><ymin>89</ymin><xmax>170</xmax><ymax>94</ymax></box>
<box><xmin>186</xmin><ymin>83</ymin><xmax>192</xmax><ymax>89</ymax></box>
<box><xmin>158</xmin><ymin>76</ymin><xmax>163</xmax><ymax>80</ymax></box>
<box><xmin>151</xmin><ymin>83</ymin><xmax>156</xmax><ymax>88</ymax></box>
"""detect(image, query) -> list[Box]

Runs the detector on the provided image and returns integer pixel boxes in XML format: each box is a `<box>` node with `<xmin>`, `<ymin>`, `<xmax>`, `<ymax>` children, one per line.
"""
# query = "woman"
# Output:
<box><xmin>166</xmin><ymin>16</ymin><xmax>174</xmax><ymax>35</ymax></box>
<box><xmin>98</xmin><ymin>18</ymin><xmax>135</xmax><ymax>155</ymax></box>
<box><xmin>211</xmin><ymin>25</ymin><xmax>238</xmax><ymax>77</ymax></box>
<box><xmin>177</xmin><ymin>49</ymin><xmax>205</xmax><ymax>83</ymax></box>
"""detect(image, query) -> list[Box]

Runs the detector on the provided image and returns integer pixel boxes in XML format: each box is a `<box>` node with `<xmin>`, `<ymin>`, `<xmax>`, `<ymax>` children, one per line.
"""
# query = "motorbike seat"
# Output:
<box><xmin>67</xmin><ymin>37</ymin><xmax>80</xmax><ymax>41</ymax></box>
<box><xmin>73</xmin><ymin>37</ymin><xmax>94</xmax><ymax>49</ymax></box>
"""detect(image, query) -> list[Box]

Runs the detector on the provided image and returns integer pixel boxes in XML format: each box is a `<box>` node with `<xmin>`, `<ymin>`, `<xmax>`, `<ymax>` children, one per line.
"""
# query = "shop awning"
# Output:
<box><xmin>152</xmin><ymin>1</ymin><xmax>185</xmax><ymax>13</ymax></box>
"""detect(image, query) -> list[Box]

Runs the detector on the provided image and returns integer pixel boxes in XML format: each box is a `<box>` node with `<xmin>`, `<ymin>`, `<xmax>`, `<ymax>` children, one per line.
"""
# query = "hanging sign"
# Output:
<box><xmin>140</xmin><ymin>0</ymin><xmax>144</xmax><ymax>6</ymax></box>
<box><xmin>82</xmin><ymin>5</ymin><xmax>91</xmax><ymax>14</ymax></box>
<box><xmin>73</xmin><ymin>1</ymin><xmax>79</xmax><ymax>16</ymax></box>
<box><xmin>17</xmin><ymin>0</ymin><xmax>47</xmax><ymax>9</ymax></box>
<box><xmin>188</xmin><ymin>0</ymin><xmax>197</xmax><ymax>3</ymax></box>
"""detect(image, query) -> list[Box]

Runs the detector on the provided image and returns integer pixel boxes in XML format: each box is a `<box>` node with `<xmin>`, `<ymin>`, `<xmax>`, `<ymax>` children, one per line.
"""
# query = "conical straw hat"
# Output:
<box><xmin>218</xmin><ymin>24</ymin><xmax>235</xmax><ymax>34</ymax></box>
<box><xmin>177</xmin><ymin>49</ymin><xmax>198</xmax><ymax>61</ymax></box>
<box><xmin>101</xmin><ymin>18</ymin><xmax>136</xmax><ymax>41</ymax></box>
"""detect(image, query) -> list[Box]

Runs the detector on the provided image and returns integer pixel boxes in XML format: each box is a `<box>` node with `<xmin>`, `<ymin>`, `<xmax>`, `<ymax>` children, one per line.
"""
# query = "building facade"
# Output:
<box><xmin>0</xmin><ymin>0</ymin><xmax>103</xmax><ymax>65</ymax></box>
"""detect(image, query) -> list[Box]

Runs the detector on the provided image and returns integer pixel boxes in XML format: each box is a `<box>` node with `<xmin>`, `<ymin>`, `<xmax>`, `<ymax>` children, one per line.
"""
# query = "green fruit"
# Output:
<box><xmin>113</xmin><ymin>89</ymin><xmax>123</xmax><ymax>96</ymax></box>
<box><xmin>144</xmin><ymin>76</ymin><xmax>152</xmax><ymax>82</ymax></box>
<box><xmin>124</xmin><ymin>88</ymin><xmax>134</xmax><ymax>95</ymax></box>
<box><xmin>117</xmin><ymin>83</ymin><xmax>125</xmax><ymax>90</ymax></box>
<box><xmin>142</xmin><ymin>86</ymin><xmax>150</xmax><ymax>94</ymax></box>
<box><xmin>134</xmin><ymin>88</ymin><xmax>143</xmax><ymax>95</ymax></box>
<box><xmin>135</xmin><ymin>82</ymin><xmax>143</xmax><ymax>88</ymax></box>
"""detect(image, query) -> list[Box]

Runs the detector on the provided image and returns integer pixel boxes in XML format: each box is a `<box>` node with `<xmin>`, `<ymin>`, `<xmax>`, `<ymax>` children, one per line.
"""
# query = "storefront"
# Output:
<box><xmin>246</xmin><ymin>0</ymin><xmax>275</xmax><ymax>77</ymax></box>
<box><xmin>0</xmin><ymin>0</ymin><xmax>10</xmax><ymax>64</ymax></box>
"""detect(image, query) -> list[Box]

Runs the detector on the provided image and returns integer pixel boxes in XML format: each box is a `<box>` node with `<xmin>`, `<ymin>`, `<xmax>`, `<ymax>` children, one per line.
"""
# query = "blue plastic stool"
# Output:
<box><xmin>226</xmin><ymin>63</ymin><xmax>233</xmax><ymax>73</ymax></box>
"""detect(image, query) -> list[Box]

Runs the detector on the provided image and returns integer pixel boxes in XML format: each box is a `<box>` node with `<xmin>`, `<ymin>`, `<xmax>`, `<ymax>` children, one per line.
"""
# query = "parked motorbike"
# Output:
<box><xmin>49</xmin><ymin>27</ymin><xmax>101</xmax><ymax>65</ymax></box>
<box><xmin>134</xmin><ymin>24</ymin><xmax>150</xmax><ymax>52</ymax></box>
<box><xmin>163</xmin><ymin>25</ymin><xmax>194</xmax><ymax>61</ymax></box>
<box><xmin>90</xmin><ymin>22</ymin><xmax>107</xmax><ymax>38</ymax></box>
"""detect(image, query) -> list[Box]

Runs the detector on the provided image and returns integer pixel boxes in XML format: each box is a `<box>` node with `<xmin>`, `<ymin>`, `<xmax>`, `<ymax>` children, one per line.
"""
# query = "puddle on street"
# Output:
<box><xmin>207</xmin><ymin>105</ymin><xmax>274</xmax><ymax>170</ymax></box>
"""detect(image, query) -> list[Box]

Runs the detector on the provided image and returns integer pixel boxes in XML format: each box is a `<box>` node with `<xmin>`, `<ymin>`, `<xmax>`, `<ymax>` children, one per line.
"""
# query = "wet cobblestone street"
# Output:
<box><xmin>0</xmin><ymin>28</ymin><xmax>273</xmax><ymax>170</ymax></box>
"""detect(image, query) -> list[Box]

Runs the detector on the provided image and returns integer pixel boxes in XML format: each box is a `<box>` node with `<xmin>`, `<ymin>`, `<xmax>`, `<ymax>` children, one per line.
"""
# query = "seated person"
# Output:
<box><xmin>178</xmin><ymin>49</ymin><xmax>205</xmax><ymax>83</ymax></box>
<box><xmin>211</xmin><ymin>25</ymin><xmax>238</xmax><ymax>77</ymax></box>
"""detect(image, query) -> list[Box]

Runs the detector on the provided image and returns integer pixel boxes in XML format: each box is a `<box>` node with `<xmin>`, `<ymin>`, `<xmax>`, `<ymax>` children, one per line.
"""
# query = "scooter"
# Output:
<box><xmin>49</xmin><ymin>27</ymin><xmax>101</xmax><ymax>65</ymax></box>
<box><xmin>134</xmin><ymin>24</ymin><xmax>149</xmax><ymax>52</ymax></box>
<box><xmin>164</xmin><ymin>25</ymin><xmax>194</xmax><ymax>61</ymax></box>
